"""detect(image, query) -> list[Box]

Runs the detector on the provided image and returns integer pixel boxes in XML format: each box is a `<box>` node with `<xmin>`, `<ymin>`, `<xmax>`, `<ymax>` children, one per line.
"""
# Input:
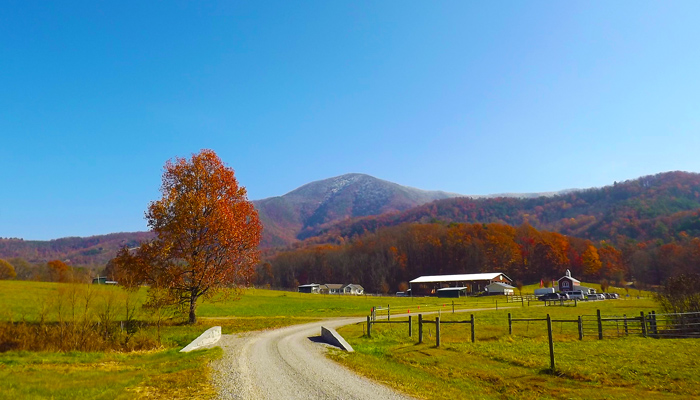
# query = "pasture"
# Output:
<box><xmin>0</xmin><ymin>280</ymin><xmax>665</xmax><ymax>399</ymax></box>
<box><xmin>331</xmin><ymin>297</ymin><xmax>700</xmax><ymax>399</ymax></box>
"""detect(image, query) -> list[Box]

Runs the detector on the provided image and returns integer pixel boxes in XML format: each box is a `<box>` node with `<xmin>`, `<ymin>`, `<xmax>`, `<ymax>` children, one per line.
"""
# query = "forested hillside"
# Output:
<box><xmin>311</xmin><ymin>171</ymin><xmax>700</xmax><ymax>247</ymax></box>
<box><xmin>258</xmin><ymin>221</ymin><xmax>700</xmax><ymax>293</ymax></box>
<box><xmin>0</xmin><ymin>232</ymin><xmax>153</xmax><ymax>268</ymax></box>
<box><xmin>253</xmin><ymin>173</ymin><xmax>460</xmax><ymax>247</ymax></box>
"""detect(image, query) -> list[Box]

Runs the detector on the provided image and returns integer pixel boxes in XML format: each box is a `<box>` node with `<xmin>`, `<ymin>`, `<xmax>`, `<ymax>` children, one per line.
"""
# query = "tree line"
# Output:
<box><xmin>257</xmin><ymin>222</ymin><xmax>700</xmax><ymax>293</ymax></box>
<box><xmin>0</xmin><ymin>257</ymin><xmax>92</xmax><ymax>283</ymax></box>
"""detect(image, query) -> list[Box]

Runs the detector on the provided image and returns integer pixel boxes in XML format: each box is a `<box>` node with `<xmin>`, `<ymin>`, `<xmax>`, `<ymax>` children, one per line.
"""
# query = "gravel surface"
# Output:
<box><xmin>210</xmin><ymin>318</ymin><xmax>414</xmax><ymax>400</ymax></box>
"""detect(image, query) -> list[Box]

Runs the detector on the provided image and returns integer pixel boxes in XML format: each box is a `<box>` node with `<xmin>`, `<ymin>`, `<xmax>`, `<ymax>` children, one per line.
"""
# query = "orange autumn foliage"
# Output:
<box><xmin>114</xmin><ymin>149</ymin><xmax>262</xmax><ymax>324</ymax></box>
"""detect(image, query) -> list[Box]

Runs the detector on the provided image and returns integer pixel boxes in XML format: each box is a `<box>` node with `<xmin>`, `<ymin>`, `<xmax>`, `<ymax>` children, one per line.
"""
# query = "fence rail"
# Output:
<box><xmin>371</xmin><ymin>299</ymin><xmax>503</xmax><ymax>321</ymax></box>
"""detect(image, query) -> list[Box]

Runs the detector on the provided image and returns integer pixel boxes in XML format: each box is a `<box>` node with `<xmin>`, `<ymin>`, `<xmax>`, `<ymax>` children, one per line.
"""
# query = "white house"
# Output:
<box><xmin>342</xmin><ymin>284</ymin><xmax>364</xmax><ymax>295</ymax></box>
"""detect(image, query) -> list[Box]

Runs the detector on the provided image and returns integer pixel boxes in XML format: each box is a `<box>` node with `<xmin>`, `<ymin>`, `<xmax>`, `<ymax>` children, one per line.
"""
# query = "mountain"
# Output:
<box><xmin>253</xmin><ymin>173</ymin><xmax>461</xmax><ymax>247</ymax></box>
<box><xmin>309</xmin><ymin>171</ymin><xmax>700</xmax><ymax>246</ymax></box>
<box><xmin>5</xmin><ymin>171</ymin><xmax>699</xmax><ymax>269</ymax></box>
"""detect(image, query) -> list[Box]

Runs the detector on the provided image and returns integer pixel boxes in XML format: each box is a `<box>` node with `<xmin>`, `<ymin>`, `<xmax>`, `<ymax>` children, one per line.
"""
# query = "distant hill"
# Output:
<box><xmin>0</xmin><ymin>232</ymin><xmax>154</xmax><ymax>267</ymax></box>
<box><xmin>310</xmin><ymin>171</ymin><xmax>700</xmax><ymax>245</ymax></box>
<box><xmin>253</xmin><ymin>173</ymin><xmax>462</xmax><ymax>247</ymax></box>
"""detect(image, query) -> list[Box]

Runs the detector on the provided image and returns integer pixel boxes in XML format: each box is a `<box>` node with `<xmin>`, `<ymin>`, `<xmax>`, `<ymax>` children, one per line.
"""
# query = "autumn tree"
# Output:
<box><xmin>113</xmin><ymin>149</ymin><xmax>262</xmax><ymax>324</ymax></box>
<box><xmin>47</xmin><ymin>259</ymin><xmax>71</xmax><ymax>282</ymax></box>
<box><xmin>0</xmin><ymin>259</ymin><xmax>17</xmax><ymax>280</ymax></box>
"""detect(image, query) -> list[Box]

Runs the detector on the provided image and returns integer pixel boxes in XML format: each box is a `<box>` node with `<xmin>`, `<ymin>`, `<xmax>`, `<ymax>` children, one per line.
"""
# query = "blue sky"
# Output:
<box><xmin>2</xmin><ymin>1</ymin><xmax>700</xmax><ymax>240</ymax></box>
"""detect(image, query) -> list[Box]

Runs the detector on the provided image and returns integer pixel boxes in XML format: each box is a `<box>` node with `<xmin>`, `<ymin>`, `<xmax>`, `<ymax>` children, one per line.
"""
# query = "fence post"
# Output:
<box><xmin>508</xmin><ymin>312</ymin><xmax>512</xmax><ymax>335</ymax></box>
<box><xmin>597</xmin><ymin>309</ymin><xmax>603</xmax><ymax>340</ymax></box>
<box><xmin>547</xmin><ymin>314</ymin><xmax>555</xmax><ymax>371</ymax></box>
<box><xmin>418</xmin><ymin>314</ymin><xmax>423</xmax><ymax>344</ymax></box>
<box><xmin>496</xmin><ymin>300</ymin><xmax>498</xmax><ymax>310</ymax></box>
<box><xmin>470</xmin><ymin>314</ymin><xmax>475</xmax><ymax>343</ymax></box>
<box><xmin>436</xmin><ymin>317</ymin><xmax>440</xmax><ymax>347</ymax></box>
<box><xmin>367</xmin><ymin>316</ymin><xmax>372</xmax><ymax>338</ymax></box>
<box><xmin>578</xmin><ymin>316</ymin><xmax>583</xmax><ymax>340</ymax></box>
<box><xmin>640</xmin><ymin>311</ymin><xmax>647</xmax><ymax>337</ymax></box>
<box><xmin>651</xmin><ymin>311</ymin><xmax>658</xmax><ymax>336</ymax></box>
<box><xmin>388</xmin><ymin>304</ymin><xmax>390</xmax><ymax>321</ymax></box>
<box><xmin>408</xmin><ymin>315</ymin><xmax>413</xmax><ymax>337</ymax></box>
<box><xmin>521</xmin><ymin>296</ymin><xmax>524</xmax><ymax>307</ymax></box>
<box><xmin>623</xmin><ymin>314</ymin><xmax>628</xmax><ymax>335</ymax></box>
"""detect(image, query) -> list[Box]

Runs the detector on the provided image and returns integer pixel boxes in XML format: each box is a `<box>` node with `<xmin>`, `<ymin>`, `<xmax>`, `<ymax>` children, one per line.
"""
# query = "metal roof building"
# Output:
<box><xmin>409</xmin><ymin>272</ymin><xmax>512</xmax><ymax>296</ymax></box>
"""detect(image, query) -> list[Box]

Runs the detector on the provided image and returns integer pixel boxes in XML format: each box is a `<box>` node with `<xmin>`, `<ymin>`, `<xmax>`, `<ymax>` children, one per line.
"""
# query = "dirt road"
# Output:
<box><xmin>210</xmin><ymin>318</ymin><xmax>414</xmax><ymax>400</ymax></box>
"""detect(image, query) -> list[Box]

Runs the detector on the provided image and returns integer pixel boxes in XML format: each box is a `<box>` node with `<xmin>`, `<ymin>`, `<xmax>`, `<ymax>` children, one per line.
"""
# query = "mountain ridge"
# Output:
<box><xmin>253</xmin><ymin>173</ymin><xmax>462</xmax><ymax>246</ymax></box>
<box><xmin>3</xmin><ymin>171</ymin><xmax>699</xmax><ymax>269</ymax></box>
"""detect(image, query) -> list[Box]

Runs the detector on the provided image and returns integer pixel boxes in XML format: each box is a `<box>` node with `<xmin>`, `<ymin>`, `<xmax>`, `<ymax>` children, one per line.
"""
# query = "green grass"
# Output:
<box><xmin>0</xmin><ymin>348</ymin><xmax>221</xmax><ymax>400</ymax></box>
<box><xmin>331</xmin><ymin>298</ymin><xmax>699</xmax><ymax>400</ymax></box>
<box><xmin>0</xmin><ymin>282</ymin><xmax>338</xmax><ymax>399</ymax></box>
<box><xmin>0</xmin><ymin>280</ymin><xmax>661</xmax><ymax>399</ymax></box>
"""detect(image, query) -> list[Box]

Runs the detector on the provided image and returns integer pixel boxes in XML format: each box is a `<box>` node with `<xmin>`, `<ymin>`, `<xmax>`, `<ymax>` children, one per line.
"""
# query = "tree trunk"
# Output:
<box><xmin>189</xmin><ymin>294</ymin><xmax>198</xmax><ymax>324</ymax></box>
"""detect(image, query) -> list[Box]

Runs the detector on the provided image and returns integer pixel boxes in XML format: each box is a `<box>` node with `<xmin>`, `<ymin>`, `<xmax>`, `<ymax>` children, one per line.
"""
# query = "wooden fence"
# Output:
<box><xmin>366</xmin><ymin>313</ymin><xmax>475</xmax><ymax>347</ymax></box>
<box><xmin>371</xmin><ymin>298</ymin><xmax>504</xmax><ymax>321</ymax></box>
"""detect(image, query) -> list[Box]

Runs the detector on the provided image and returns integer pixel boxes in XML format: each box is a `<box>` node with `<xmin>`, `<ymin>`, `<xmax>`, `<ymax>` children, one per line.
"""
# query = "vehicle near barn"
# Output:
<box><xmin>534</xmin><ymin>287</ymin><xmax>555</xmax><ymax>298</ymax></box>
<box><xmin>564</xmin><ymin>290</ymin><xmax>587</xmax><ymax>300</ymax></box>
<box><xmin>587</xmin><ymin>293</ymin><xmax>606</xmax><ymax>300</ymax></box>
<box><xmin>541</xmin><ymin>292</ymin><xmax>568</xmax><ymax>301</ymax></box>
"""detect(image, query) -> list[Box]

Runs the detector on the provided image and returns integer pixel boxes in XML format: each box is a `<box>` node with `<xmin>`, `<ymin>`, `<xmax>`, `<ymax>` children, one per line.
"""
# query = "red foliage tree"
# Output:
<box><xmin>47</xmin><ymin>259</ymin><xmax>70</xmax><ymax>282</ymax></box>
<box><xmin>114</xmin><ymin>150</ymin><xmax>262</xmax><ymax>324</ymax></box>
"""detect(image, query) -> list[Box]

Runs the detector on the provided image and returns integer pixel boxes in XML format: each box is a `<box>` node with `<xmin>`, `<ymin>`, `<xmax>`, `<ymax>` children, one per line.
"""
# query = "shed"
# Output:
<box><xmin>437</xmin><ymin>287</ymin><xmax>467</xmax><ymax>298</ymax></box>
<box><xmin>298</xmin><ymin>284</ymin><xmax>321</xmax><ymax>294</ymax></box>
<box><xmin>485</xmin><ymin>282</ymin><xmax>515</xmax><ymax>295</ymax></box>
<box><xmin>92</xmin><ymin>277</ymin><xmax>117</xmax><ymax>285</ymax></box>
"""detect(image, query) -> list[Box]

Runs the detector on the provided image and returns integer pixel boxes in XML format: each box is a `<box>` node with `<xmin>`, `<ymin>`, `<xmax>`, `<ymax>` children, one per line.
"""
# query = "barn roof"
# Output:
<box><xmin>487</xmin><ymin>282</ymin><xmax>515</xmax><ymax>289</ymax></box>
<box><xmin>557</xmin><ymin>276</ymin><xmax>581</xmax><ymax>283</ymax></box>
<box><xmin>409</xmin><ymin>273</ymin><xmax>511</xmax><ymax>284</ymax></box>
<box><xmin>436</xmin><ymin>287</ymin><xmax>468</xmax><ymax>291</ymax></box>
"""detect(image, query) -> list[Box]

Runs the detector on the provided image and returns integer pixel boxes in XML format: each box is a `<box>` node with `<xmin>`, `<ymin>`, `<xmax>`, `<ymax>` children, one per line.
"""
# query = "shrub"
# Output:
<box><xmin>656</xmin><ymin>273</ymin><xmax>700</xmax><ymax>314</ymax></box>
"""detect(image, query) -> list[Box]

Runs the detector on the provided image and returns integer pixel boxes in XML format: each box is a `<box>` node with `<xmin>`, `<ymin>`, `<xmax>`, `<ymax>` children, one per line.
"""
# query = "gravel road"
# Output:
<box><xmin>210</xmin><ymin>318</ymin><xmax>414</xmax><ymax>400</ymax></box>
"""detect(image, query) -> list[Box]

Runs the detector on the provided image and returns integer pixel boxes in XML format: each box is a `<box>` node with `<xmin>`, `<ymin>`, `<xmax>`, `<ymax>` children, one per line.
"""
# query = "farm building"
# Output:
<box><xmin>324</xmin><ymin>283</ymin><xmax>365</xmax><ymax>295</ymax></box>
<box><xmin>485</xmin><ymin>282</ymin><xmax>515</xmax><ymax>295</ymax></box>
<box><xmin>342</xmin><ymin>284</ymin><xmax>364</xmax><ymax>295</ymax></box>
<box><xmin>298</xmin><ymin>283</ymin><xmax>363</xmax><ymax>295</ymax></box>
<box><xmin>409</xmin><ymin>273</ymin><xmax>512</xmax><ymax>296</ymax></box>
<box><xmin>437</xmin><ymin>287</ymin><xmax>467</xmax><ymax>298</ymax></box>
<box><xmin>325</xmin><ymin>284</ymin><xmax>344</xmax><ymax>294</ymax></box>
<box><xmin>558</xmin><ymin>270</ymin><xmax>581</xmax><ymax>292</ymax></box>
<box><xmin>92</xmin><ymin>276</ymin><xmax>117</xmax><ymax>285</ymax></box>
<box><xmin>298</xmin><ymin>283</ymin><xmax>324</xmax><ymax>294</ymax></box>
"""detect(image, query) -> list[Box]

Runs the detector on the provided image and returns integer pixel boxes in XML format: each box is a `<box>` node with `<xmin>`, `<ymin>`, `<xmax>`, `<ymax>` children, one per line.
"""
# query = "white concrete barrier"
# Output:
<box><xmin>180</xmin><ymin>326</ymin><xmax>222</xmax><ymax>352</ymax></box>
<box><xmin>321</xmin><ymin>326</ymin><xmax>354</xmax><ymax>352</ymax></box>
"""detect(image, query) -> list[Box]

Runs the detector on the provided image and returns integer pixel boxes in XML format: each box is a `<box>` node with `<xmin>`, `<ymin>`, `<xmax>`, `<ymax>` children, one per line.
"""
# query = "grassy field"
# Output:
<box><xmin>0</xmin><ymin>281</ymin><xmax>478</xmax><ymax>399</ymax></box>
<box><xmin>0</xmin><ymin>280</ymin><xmax>661</xmax><ymax>399</ymax></box>
<box><xmin>0</xmin><ymin>348</ymin><xmax>221</xmax><ymax>400</ymax></box>
<box><xmin>0</xmin><ymin>282</ymin><xmax>338</xmax><ymax>399</ymax></box>
<box><xmin>330</xmin><ymin>297</ymin><xmax>700</xmax><ymax>400</ymax></box>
